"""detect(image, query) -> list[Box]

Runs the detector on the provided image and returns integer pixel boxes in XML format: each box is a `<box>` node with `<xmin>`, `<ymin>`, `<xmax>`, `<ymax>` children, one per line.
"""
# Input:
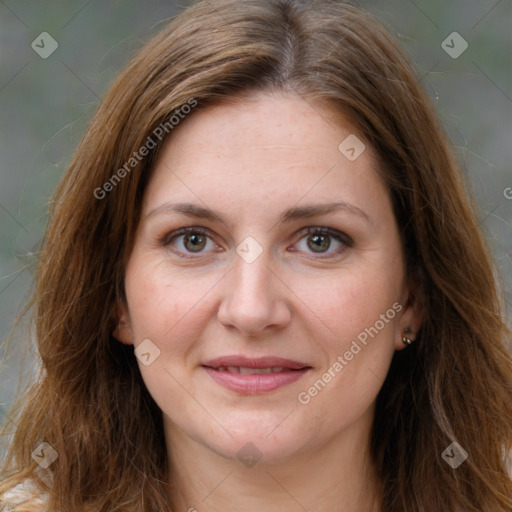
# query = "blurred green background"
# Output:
<box><xmin>1</xmin><ymin>0</ymin><xmax>511</xmax><ymax>429</ymax></box>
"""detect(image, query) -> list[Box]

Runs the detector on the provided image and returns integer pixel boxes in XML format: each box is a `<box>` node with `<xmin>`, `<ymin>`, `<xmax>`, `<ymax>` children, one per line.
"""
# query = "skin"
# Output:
<box><xmin>114</xmin><ymin>91</ymin><xmax>422</xmax><ymax>512</ymax></box>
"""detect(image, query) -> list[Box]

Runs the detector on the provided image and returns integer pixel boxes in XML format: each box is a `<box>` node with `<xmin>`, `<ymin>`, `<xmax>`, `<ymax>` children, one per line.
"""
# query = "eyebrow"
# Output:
<box><xmin>146</xmin><ymin>201</ymin><xmax>372</xmax><ymax>226</ymax></box>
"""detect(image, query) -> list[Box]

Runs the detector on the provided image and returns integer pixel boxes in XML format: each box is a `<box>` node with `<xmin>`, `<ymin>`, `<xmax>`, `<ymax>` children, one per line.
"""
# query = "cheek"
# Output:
<box><xmin>290</xmin><ymin>256</ymin><xmax>401</xmax><ymax>415</ymax></box>
<box><xmin>292</xmin><ymin>259</ymin><xmax>403</xmax><ymax>345</ymax></box>
<box><xmin>124</xmin><ymin>255</ymin><xmax>211</xmax><ymax>341</ymax></box>
<box><xmin>123</xmin><ymin>257</ymin><xmax>209</xmax><ymax>416</ymax></box>
<box><xmin>297</xmin><ymin>280</ymin><xmax>398</xmax><ymax>433</ymax></box>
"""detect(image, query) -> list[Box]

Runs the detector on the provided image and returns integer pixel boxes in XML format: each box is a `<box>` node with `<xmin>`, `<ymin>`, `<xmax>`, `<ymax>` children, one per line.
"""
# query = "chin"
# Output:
<box><xmin>196</xmin><ymin>416</ymin><xmax>314</xmax><ymax>466</ymax></box>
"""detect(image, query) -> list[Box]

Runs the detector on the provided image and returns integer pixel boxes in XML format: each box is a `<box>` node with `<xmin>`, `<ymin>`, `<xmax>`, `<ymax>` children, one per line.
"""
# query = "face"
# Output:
<box><xmin>115</xmin><ymin>91</ymin><xmax>421</xmax><ymax>464</ymax></box>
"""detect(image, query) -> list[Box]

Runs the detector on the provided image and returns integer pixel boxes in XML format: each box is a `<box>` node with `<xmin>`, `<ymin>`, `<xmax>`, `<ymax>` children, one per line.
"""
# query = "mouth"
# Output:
<box><xmin>210</xmin><ymin>366</ymin><xmax>293</xmax><ymax>374</ymax></box>
<box><xmin>201</xmin><ymin>356</ymin><xmax>312</xmax><ymax>394</ymax></box>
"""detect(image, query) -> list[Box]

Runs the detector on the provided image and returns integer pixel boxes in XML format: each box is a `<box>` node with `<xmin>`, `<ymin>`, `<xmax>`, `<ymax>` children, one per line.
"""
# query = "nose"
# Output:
<box><xmin>217</xmin><ymin>248</ymin><xmax>292</xmax><ymax>336</ymax></box>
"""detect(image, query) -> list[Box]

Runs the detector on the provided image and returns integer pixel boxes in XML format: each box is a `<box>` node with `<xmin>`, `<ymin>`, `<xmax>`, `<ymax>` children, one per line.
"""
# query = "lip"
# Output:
<box><xmin>201</xmin><ymin>356</ymin><xmax>312</xmax><ymax>394</ymax></box>
<box><xmin>202</xmin><ymin>356</ymin><xmax>310</xmax><ymax>370</ymax></box>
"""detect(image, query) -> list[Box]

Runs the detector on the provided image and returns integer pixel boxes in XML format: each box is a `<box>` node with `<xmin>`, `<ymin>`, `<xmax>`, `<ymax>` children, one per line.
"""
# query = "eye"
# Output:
<box><xmin>162</xmin><ymin>227</ymin><xmax>218</xmax><ymax>258</ymax></box>
<box><xmin>161</xmin><ymin>226</ymin><xmax>352</xmax><ymax>259</ymax></box>
<box><xmin>292</xmin><ymin>227</ymin><xmax>352</xmax><ymax>258</ymax></box>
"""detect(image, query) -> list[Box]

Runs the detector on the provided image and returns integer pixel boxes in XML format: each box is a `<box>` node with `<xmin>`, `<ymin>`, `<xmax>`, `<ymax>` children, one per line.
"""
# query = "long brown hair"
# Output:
<box><xmin>1</xmin><ymin>1</ymin><xmax>511</xmax><ymax>510</ymax></box>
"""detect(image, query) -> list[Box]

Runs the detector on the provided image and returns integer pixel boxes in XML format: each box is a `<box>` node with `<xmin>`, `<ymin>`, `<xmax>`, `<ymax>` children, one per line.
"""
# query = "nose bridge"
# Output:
<box><xmin>232</xmin><ymin>247</ymin><xmax>272</xmax><ymax>301</ymax></box>
<box><xmin>217</xmin><ymin>241</ymin><xmax>290</xmax><ymax>335</ymax></box>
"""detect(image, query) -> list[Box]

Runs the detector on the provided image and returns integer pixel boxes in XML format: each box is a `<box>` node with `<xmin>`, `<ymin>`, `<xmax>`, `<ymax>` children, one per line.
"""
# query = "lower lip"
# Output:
<box><xmin>202</xmin><ymin>367</ymin><xmax>310</xmax><ymax>394</ymax></box>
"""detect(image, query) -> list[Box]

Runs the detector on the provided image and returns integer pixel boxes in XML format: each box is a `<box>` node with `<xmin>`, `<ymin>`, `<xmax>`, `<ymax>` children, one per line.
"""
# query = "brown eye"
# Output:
<box><xmin>294</xmin><ymin>227</ymin><xmax>353</xmax><ymax>258</ymax></box>
<box><xmin>163</xmin><ymin>227</ymin><xmax>216</xmax><ymax>258</ymax></box>
<box><xmin>307</xmin><ymin>232</ymin><xmax>332</xmax><ymax>253</ymax></box>
<box><xmin>182</xmin><ymin>232</ymin><xmax>207</xmax><ymax>252</ymax></box>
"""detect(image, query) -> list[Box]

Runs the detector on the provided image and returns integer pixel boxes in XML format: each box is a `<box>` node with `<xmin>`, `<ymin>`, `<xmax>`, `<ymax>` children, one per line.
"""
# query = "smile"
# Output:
<box><xmin>214</xmin><ymin>366</ymin><xmax>287</xmax><ymax>374</ymax></box>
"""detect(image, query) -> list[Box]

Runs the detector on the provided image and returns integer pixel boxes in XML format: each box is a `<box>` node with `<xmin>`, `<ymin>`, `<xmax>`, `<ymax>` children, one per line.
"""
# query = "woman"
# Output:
<box><xmin>1</xmin><ymin>0</ymin><xmax>511</xmax><ymax>510</ymax></box>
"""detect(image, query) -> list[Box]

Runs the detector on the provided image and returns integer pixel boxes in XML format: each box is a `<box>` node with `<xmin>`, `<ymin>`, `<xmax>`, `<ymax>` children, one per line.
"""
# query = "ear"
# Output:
<box><xmin>112</xmin><ymin>301</ymin><xmax>134</xmax><ymax>346</ymax></box>
<box><xmin>395</xmin><ymin>283</ymin><xmax>423</xmax><ymax>351</ymax></box>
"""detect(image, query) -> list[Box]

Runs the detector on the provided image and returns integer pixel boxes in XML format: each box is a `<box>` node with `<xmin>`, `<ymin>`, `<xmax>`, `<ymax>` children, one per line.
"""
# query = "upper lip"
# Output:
<box><xmin>202</xmin><ymin>356</ymin><xmax>311</xmax><ymax>370</ymax></box>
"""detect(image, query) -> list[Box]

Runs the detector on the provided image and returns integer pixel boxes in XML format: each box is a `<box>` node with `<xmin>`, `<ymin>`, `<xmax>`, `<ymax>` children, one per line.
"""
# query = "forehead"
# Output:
<box><xmin>143</xmin><ymin>92</ymin><xmax>387</xmax><ymax>224</ymax></box>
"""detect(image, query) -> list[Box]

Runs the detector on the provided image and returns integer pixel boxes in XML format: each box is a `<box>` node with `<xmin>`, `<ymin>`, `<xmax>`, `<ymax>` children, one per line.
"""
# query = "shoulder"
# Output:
<box><xmin>0</xmin><ymin>479</ymin><xmax>47</xmax><ymax>512</ymax></box>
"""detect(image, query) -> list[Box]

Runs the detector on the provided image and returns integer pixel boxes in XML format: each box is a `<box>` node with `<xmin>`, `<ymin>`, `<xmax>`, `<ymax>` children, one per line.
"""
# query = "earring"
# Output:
<box><xmin>402</xmin><ymin>327</ymin><xmax>413</xmax><ymax>345</ymax></box>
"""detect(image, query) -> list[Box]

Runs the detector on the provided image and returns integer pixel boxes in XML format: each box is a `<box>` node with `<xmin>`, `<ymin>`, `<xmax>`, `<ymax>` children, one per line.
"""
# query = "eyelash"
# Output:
<box><xmin>161</xmin><ymin>226</ymin><xmax>353</xmax><ymax>260</ymax></box>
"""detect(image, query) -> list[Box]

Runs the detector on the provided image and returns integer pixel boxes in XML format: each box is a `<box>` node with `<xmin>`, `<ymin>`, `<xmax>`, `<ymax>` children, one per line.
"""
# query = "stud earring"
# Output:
<box><xmin>402</xmin><ymin>327</ymin><xmax>413</xmax><ymax>345</ymax></box>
